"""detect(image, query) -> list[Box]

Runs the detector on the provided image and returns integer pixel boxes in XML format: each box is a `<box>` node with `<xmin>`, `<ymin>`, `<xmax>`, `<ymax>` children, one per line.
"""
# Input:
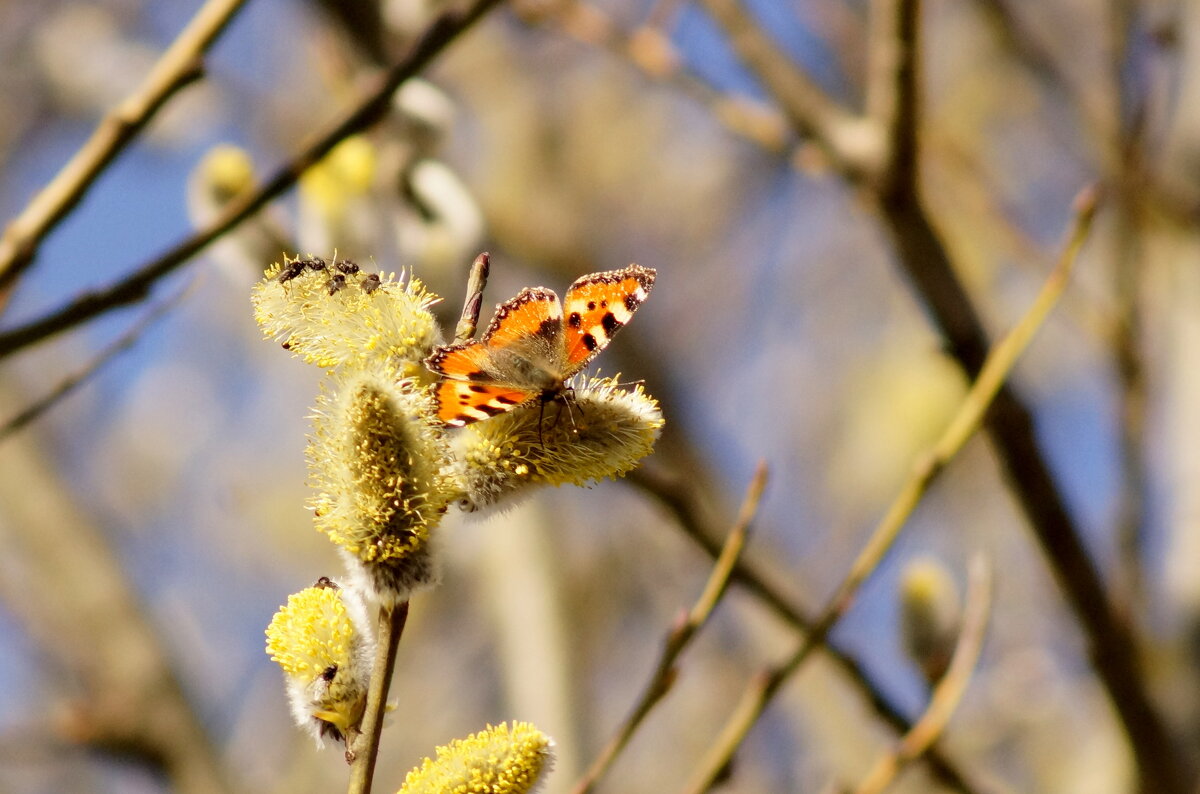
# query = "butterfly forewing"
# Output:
<box><xmin>562</xmin><ymin>265</ymin><xmax>656</xmax><ymax>369</ymax></box>
<box><xmin>482</xmin><ymin>287</ymin><xmax>562</xmax><ymax>348</ymax></box>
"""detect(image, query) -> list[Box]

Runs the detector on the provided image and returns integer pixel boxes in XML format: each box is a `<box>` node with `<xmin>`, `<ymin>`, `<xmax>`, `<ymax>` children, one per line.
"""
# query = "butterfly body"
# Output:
<box><xmin>426</xmin><ymin>265</ymin><xmax>656</xmax><ymax>427</ymax></box>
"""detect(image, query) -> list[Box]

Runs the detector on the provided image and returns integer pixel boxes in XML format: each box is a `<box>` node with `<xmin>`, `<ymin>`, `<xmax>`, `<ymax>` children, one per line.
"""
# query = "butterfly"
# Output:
<box><xmin>426</xmin><ymin>264</ymin><xmax>656</xmax><ymax>427</ymax></box>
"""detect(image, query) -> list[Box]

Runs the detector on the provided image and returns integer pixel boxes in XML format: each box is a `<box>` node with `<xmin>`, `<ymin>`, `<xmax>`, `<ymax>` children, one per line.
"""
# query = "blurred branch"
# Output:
<box><xmin>0</xmin><ymin>282</ymin><xmax>190</xmax><ymax>443</ymax></box>
<box><xmin>696</xmin><ymin>0</ymin><xmax>879</xmax><ymax>180</ymax></box>
<box><xmin>680</xmin><ymin>187</ymin><xmax>1094</xmax><ymax>794</ymax></box>
<box><xmin>694</xmin><ymin>0</ymin><xmax>1190</xmax><ymax>788</ymax></box>
<box><xmin>628</xmin><ymin>464</ymin><xmax>988</xmax><ymax>794</ymax></box>
<box><xmin>0</xmin><ymin>406</ymin><xmax>234</xmax><ymax>793</ymax></box>
<box><xmin>0</xmin><ymin>0</ymin><xmax>250</xmax><ymax>298</ymax></box>
<box><xmin>347</xmin><ymin>602</ymin><xmax>411</xmax><ymax>794</ymax></box>
<box><xmin>0</xmin><ymin>0</ymin><xmax>506</xmax><ymax>361</ymax></box>
<box><xmin>514</xmin><ymin>0</ymin><xmax>792</xmax><ymax>154</ymax></box>
<box><xmin>849</xmin><ymin>556</ymin><xmax>993</xmax><ymax>794</ymax></box>
<box><xmin>571</xmin><ymin>462</ymin><xmax>767</xmax><ymax>794</ymax></box>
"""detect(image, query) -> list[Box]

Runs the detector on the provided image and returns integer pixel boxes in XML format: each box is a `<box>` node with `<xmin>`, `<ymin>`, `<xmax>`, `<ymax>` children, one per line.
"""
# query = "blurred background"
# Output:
<box><xmin>0</xmin><ymin>0</ymin><xmax>1199</xmax><ymax>792</ymax></box>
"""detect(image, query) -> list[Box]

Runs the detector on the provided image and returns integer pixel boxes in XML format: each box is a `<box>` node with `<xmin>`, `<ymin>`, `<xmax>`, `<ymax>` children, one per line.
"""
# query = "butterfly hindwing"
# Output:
<box><xmin>562</xmin><ymin>264</ymin><xmax>656</xmax><ymax>369</ymax></box>
<box><xmin>433</xmin><ymin>380</ymin><xmax>538</xmax><ymax>427</ymax></box>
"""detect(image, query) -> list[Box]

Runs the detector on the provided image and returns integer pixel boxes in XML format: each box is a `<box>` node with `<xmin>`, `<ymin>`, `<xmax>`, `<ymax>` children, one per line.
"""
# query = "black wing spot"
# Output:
<box><xmin>587</xmin><ymin>301</ymin><xmax>597</xmax><ymax>310</ymax></box>
<box><xmin>601</xmin><ymin>312</ymin><xmax>621</xmax><ymax>336</ymax></box>
<box><xmin>478</xmin><ymin>403</ymin><xmax>507</xmax><ymax>417</ymax></box>
<box><xmin>581</xmin><ymin>333</ymin><xmax>599</xmax><ymax>352</ymax></box>
<box><xmin>469</xmin><ymin>384</ymin><xmax>489</xmax><ymax>393</ymax></box>
<box><xmin>567</xmin><ymin>312</ymin><xmax>582</xmax><ymax>328</ymax></box>
<box><xmin>536</xmin><ymin>318</ymin><xmax>559</xmax><ymax>338</ymax></box>
<box><xmin>624</xmin><ymin>293</ymin><xmax>639</xmax><ymax>312</ymax></box>
<box><xmin>494</xmin><ymin>394</ymin><xmax>521</xmax><ymax>405</ymax></box>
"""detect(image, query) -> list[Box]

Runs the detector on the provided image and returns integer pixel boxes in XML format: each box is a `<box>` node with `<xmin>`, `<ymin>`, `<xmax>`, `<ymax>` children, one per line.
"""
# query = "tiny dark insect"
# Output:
<box><xmin>305</xmin><ymin>257</ymin><xmax>328</xmax><ymax>271</ymax></box>
<box><xmin>326</xmin><ymin>274</ymin><xmax>347</xmax><ymax>295</ymax></box>
<box><xmin>360</xmin><ymin>273</ymin><xmax>381</xmax><ymax>294</ymax></box>
<box><xmin>334</xmin><ymin>260</ymin><xmax>360</xmax><ymax>275</ymax></box>
<box><xmin>277</xmin><ymin>260</ymin><xmax>306</xmax><ymax>282</ymax></box>
<box><xmin>313</xmin><ymin>576</ymin><xmax>338</xmax><ymax>590</ymax></box>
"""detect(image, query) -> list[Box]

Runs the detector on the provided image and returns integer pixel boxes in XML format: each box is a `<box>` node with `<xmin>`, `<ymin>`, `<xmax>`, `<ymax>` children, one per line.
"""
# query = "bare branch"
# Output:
<box><xmin>347</xmin><ymin>602</ymin><xmax>411</xmax><ymax>794</ymax></box>
<box><xmin>571</xmin><ymin>462</ymin><xmax>767</xmax><ymax>794</ymax></box>
<box><xmin>0</xmin><ymin>0</ymin><xmax>506</xmax><ymax>361</ymax></box>
<box><xmin>0</xmin><ymin>0</ymin><xmax>251</xmax><ymax>296</ymax></box>
<box><xmin>0</xmin><ymin>282</ymin><xmax>191</xmax><ymax>443</ymax></box>
<box><xmin>680</xmin><ymin>187</ymin><xmax>1096</xmax><ymax>794</ymax></box>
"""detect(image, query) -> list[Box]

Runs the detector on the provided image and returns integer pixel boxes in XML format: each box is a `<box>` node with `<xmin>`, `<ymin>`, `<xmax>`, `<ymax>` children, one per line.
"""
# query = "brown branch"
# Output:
<box><xmin>849</xmin><ymin>556</ymin><xmax>993</xmax><ymax>794</ymax></box>
<box><xmin>695</xmin><ymin>0</ymin><xmax>1190</xmax><ymax>788</ymax></box>
<box><xmin>571</xmin><ymin>463</ymin><xmax>767</xmax><ymax>794</ymax></box>
<box><xmin>680</xmin><ymin>188</ymin><xmax>1095</xmax><ymax>794</ymax></box>
<box><xmin>627</xmin><ymin>465</ymin><xmax>988</xmax><ymax>794</ymax></box>
<box><xmin>0</xmin><ymin>282</ymin><xmax>191</xmax><ymax>443</ymax></box>
<box><xmin>0</xmin><ymin>0</ymin><xmax>507</xmax><ymax>361</ymax></box>
<box><xmin>347</xmin><ymin>601</ymin><xmax>411</xmax><ymax>794</ymax></box>
<box><xmin>0</xmin><ymin>0</ymin><xmax>251</xmax><ymax>297</ymax></box>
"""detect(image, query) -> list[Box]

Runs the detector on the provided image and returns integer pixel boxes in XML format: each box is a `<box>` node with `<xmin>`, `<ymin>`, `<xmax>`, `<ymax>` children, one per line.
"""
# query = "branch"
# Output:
<box><xmin>680</xmin><ymin>188</ymin><xmax>1095</xmax><ymax>794</ymax></box>
<box><xmin>571</xmin><ymin>463</ymin><xmax>767</xmax><ymax>794</ymax></box>
<box><xmin>347</xmin><ymin>601</ymin><xmax>411</xmax><ymax>794</ymax></box>
<box><xmin>627</xmin><ymin>465</ymin><xmax>987</xmax><ymax>794</ymax></box>
<box><xmin>0</xmin><ymin>0</ymin><xmax>251</xmax><ymax>296</ymax></box>
<box><xmin>0</xmin><ymin>0</ymin><xmax>506</xmax><ymax>361</ymax></box>
<box><xmin>848</xmin><ymin>556</ymin><xmax>993</xmax><ymax>794</ymax></box>
<box><xmin>0</xmin><ymin>282</ymin><xmax>191</xmax><ymax>443</ymax></box>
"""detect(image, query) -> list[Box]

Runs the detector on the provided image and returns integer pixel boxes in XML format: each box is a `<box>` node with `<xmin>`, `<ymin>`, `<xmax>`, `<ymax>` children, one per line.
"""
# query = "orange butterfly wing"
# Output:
<box><xmin>562</xmin><ymin>264</ymin><xmax>656</xmax><ymax>369</ymax></box>
<box><xmin>432</xmin><ymin>380</ymin><xmax>537</xmax><ymax>427</ymax></box>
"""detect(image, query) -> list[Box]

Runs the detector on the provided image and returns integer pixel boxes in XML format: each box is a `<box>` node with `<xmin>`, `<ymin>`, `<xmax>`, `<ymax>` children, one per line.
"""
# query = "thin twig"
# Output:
<box><xmin>0</xmin><ymin>282</ymin><xmax>192</xmax><ymax>443</ymax></box>
<box><xmin>347</xmin><ymin>601</ymin><xmax>411</xmax><ymax>794</ymax></box>
<box><xmin>0</xmin><ymin>0</ymin><xmax>506</xmax><ymax>361</ymax></box>
<box><xmin>0</xmin><ymin>0</ymin><xmax>251</xmax><ymax>295</ymax></box>
<box><xmin>696</xmin><ymin>0</ymin><xmax>1187</xmax><ymax>786</ymax></box>
<box><xmin>453</xmin><ymin>252</ymin><xmax>491</xmax><ymax>343</ymax></box>
<box><xmin>627</xmin><ymin>465</ymin><xmax>987</xmax><ymax>794</ymax></box>
<box><xmin>680</xmin><ymin>187</ymin><xmax>1096</xmax><ymax>794</ymax></box>
<box><xmin>849</xmin><ymin>556</ymin><xmax>993</xmax><ymax>794</ymax></box>
<box><xmin>571</xmin><ymin>462</ymin><xmax>768</xmax><ymax>794</ymax></box>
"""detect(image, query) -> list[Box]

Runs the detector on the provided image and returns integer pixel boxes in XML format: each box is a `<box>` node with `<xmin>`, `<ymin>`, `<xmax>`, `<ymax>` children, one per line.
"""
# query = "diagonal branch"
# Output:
<box><xmin>680</xmin><ymin>187</ymin><xmax>1096</xmax><ymax>794</ymax></box>
<box><xmin>0</xmin><ymin>0</ymin><xmax>251</xmax><ymax>296</ymax></box>
<box><xmin>628</xmin><ymin>465</ymin><xmax>988</xmax><ymax>794</ymax></box>
<box><xmin>0</xmin><ymin>0</ymin><xmax>506</xmax><ymax>361</ymax></box>
<box><xmin>695</xmin><ymin>0</ymin><xmax>1190</xmax><ymax>789</ymax></box>
<box><xmin>571</xmin><ymin>463</ymin><xmax>767</xmax><ymax>794</ymax></box>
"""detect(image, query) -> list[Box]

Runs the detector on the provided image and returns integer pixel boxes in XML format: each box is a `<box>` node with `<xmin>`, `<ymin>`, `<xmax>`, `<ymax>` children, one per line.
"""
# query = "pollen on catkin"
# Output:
<box><xmin>265</xmin><ymin>580</ymin><xmax>373</xmax><ymax>744</ymax></box>
<box><xmin>309</xmin><ymin>368</ymin><xmax>454</xmax><ymax>603</ymax></box>
<box><xmin>252</xmin><ymin>257</ymin><xmax>442</xmax><ymax>375</ymax></box>
<box><xmin>453</xmin><ymin>375</ymin><xmax>663</xmax><ymax>511</ymax></box>
<box><xmin>397</xmin><ymin>722</ymin><xmax>555</xmax><ymax>794</ymax></box>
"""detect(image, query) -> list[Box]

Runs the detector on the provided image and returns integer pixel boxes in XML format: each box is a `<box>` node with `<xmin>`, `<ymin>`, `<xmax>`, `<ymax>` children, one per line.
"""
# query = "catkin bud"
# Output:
<box><xmin>397</xmin><ymin>722</ymin><xmax>555</xmax><ymax>794</ymax></box>
<box><xmin>309</xmin><ymin>369</ymin><xmax>454</xmax><ymax>604</ymax></box>
<box><xmin>252</xmin><ymin>258</ymin><xmax>442</xmax><ymax>375</ymax></box>
<box><xmin>453</xmin><ymin>375</ymin><xmax>663</xmax><ymax>512</ymax></box>
<box><xmin>265</xmin><ymin>579</ymin><xmax>373</xmax><ymax>745</ymax></box>
<box><xmin>899</xmin><ymin>556</ymin><xmax>962</xmax><ymax>686</ymax></box>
